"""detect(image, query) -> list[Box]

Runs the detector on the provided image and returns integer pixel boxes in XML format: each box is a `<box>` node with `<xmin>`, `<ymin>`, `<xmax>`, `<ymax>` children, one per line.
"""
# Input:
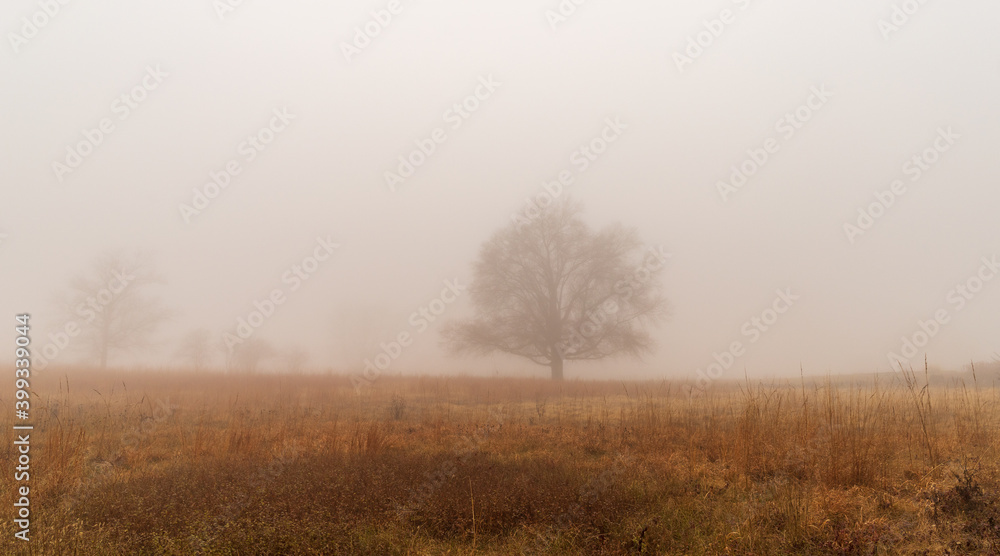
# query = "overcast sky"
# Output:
<box><xmin>2</xmin><ymin>0</ymin><xmax>999</xmax><ymax>380</ymax></box>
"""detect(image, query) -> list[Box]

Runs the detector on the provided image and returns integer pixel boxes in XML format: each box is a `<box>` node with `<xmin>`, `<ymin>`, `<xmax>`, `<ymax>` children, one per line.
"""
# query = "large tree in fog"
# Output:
<box><xmin>443</xmin><ymin>200</ymin><xmax>668</xmax><ymax>380</ymax></box>
<box><xmin>65</xmin><ymin>251</ymin><xmax>169</xmax><ymax>370</ymax></box>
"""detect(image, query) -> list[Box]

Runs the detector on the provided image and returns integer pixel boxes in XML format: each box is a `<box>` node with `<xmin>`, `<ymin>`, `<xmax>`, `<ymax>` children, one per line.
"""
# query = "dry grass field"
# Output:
<box><xmin>3</xmin><ymin>366</ymin><xmax>1000</xmax><ymax>555</ymax></box>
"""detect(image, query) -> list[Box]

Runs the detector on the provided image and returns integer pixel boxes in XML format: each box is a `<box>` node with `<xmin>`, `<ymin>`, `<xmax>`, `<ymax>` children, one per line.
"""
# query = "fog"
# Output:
<box><xmin>2</xmin><ymin>0</ymin><xmax>999</xmax><ymax>380</ymax></box>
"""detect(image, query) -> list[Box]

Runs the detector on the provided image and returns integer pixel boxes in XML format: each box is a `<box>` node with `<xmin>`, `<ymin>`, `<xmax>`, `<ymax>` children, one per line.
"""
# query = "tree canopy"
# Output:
<box><xmin>443</xmin><ymin>200</ymin><xmax>668</xmax><ymax>379</ymax></box>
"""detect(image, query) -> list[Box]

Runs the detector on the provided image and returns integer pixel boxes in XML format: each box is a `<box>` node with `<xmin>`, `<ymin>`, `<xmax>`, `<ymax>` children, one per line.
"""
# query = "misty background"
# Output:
<box><xmin>2</xmin><ymin>0</ymin><xmax>999</xmax><ymax>379</ymax></box>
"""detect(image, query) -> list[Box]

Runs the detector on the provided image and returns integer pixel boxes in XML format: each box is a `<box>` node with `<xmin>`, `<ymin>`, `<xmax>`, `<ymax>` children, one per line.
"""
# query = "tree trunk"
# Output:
<box><xmin>550</xmin><ymin>356</ymin><xmax>564</xmax><ymax>380</ymax></box>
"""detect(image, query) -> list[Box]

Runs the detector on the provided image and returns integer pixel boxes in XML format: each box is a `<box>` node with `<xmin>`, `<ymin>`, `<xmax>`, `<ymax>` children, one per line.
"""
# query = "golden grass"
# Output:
<box><xmin>2</xmin><ymin>366</ymin><xmax>999</xmax><ymax>554</ymax></box>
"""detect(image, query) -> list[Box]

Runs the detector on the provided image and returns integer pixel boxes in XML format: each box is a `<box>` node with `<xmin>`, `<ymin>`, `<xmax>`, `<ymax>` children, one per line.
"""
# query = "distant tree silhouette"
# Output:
<box><xmin>175</xmin><ymin>328</ymin><xmax>213</xmax><ymax>371</ymax></box>
<box><xmin>278</xmin><ymin>345</ymin><xmax>309</xmax><ymax>374</ymax></box>
<box><xmin>227</xmin><ymin>337</ymin><xmax>275</xmax><ymax>374</ymax></box>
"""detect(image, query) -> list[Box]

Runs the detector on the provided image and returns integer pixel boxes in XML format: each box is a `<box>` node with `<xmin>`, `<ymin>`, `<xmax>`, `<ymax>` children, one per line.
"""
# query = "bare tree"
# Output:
<box><xmin>227</xmin><ymin>337</ymin><xmax>276</xmax><ymax>374</ymax></box>
<box><xmin>175</xmin><ymin>328</ymin><xmax>214</xmax><ymax>371</ymax></box>
<box><xmin>277</xmin><ymin>345</ymin><xmax>309</xmax><ymax>374</ymax></box>
<box><xmin>443</xmin><ymin>200</ymin><xmax>668</xmax><ymax>380</ymax></box>
<box><xmin>65</xmin><ymin>250</ymin><xmax>170</xmax><ymax>369</ymax></box>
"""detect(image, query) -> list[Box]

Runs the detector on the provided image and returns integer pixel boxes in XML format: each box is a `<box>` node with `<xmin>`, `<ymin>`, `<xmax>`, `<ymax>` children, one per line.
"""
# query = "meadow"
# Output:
<box><xmin>2</xmin><ymin>365</ymin><xmax>999</xmax><ymax>555</ymax></box>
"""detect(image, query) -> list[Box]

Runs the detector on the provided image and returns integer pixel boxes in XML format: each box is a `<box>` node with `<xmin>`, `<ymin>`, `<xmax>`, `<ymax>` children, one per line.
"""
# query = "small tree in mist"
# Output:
<box><xmin>175</xmin><ymin>328</ymin><xmax>214</xmax><ymax>371</ymax></box>
<box><xmin>278</xmin><ymin>345</ymin><xmax>309</xmax><ymax>374</ymax></box>
<box><xmin>443</xmin><ymin>200</ymin><xmax>668</xmax><ymax>380</ymax></box>
<box><xmin>64</xmin><ymin>250</ymin><xmax>170</xmax><ymax>370</ymax></box>
<box><xmin>226</xmin><ymin>337</ymin><xmax>276</xmax><ymax>374</ymax></box>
